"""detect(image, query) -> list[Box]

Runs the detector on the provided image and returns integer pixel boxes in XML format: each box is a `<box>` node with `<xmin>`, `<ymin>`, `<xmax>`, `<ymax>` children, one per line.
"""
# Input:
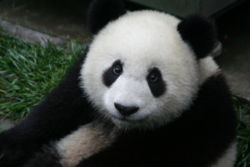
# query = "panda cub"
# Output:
<box><xmin>0</xmin><ymin>0</ymin><xmax>236</xmax><ymax>167</ymax></box>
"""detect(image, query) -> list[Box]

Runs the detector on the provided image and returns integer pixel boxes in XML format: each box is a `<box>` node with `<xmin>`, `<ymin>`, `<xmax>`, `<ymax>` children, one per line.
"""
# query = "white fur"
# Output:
<box><xmin>199</xmin><ymin>56</ymin><xmax>220</xmax><ymax>84</ymax></box>
<box><xmin>56</xmin><ymin>122</ymin><xmax>116</xmax><ymax>167</ymax></box>
<box><xmin>210</xmin><ymin>142</ymin><xmax>237</xmax><ymax>167</ymax></box>
<box><xmin>80</xmin><ymin>10</ymin><xmax>218</xmax><ymax>129</ymax></box>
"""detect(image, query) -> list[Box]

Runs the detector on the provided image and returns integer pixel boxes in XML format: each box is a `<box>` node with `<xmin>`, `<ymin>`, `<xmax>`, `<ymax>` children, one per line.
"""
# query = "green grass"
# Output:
<box><xmin>0</xmin><ymin>33</ymin><xmax>249</xmax><ymax>167</ymax></box>
<box><xmin>0</xmin><ymin>33</ymin><xmax>86</xmax><ymax>120</ymax></box>
<box><xmin>235</xmin><ymin>97</ymin><xmax>250</xmax><ymax>167</ymax></box>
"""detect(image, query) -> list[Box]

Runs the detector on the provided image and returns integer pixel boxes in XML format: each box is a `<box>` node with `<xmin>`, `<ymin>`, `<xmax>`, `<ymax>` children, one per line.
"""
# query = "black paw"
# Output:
<box><xmin>23</xmin><ymin>146</ymin><xmax>62</xmax><ymax>167</ymax></box>
<box><xmin>0</xmin><ymin>132</ymin><xmax>38</xmax><ymax>167</ymax></box>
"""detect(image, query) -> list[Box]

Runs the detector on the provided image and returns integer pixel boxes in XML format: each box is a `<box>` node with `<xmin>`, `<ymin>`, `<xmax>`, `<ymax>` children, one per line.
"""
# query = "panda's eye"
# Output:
<box><xmin>103</xmin><ymin>60</ymin><xmax>123</xmax><ymax>87</ymax></box>
<box><xmin>147</xmin><ymin>69</ymin><xmax>161</xmax><ymax>83</ymax></box>
<box><xmin>112</xmin><ymin>62</ymin><xmax>123</xmax><ymax>76</ymax></box>
<box><xmin>147</xmin><ymin>68</ymin><xmax>166</xmax><ymax>97</ymax></box>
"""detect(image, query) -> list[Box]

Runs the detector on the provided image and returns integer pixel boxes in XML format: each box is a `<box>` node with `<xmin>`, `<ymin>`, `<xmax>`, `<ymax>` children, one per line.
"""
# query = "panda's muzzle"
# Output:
<box><xmin>114</xmin><ymin>103</ymin><xmax>139</xmax><ymax>116</ymax></box>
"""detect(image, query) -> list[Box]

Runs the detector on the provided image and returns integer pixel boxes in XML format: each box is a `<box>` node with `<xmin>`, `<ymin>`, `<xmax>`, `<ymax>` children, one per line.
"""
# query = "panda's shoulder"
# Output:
<box><xmin>39</xmin><ymin>51</ymin><xmax>88</xmax><ymax>106</ymax></box>
<box><xmin>199</xmin><ymin>73</ymin><xmax>231</xmax><ymax>101</ymax></box>
<box><xmin>32</xmin><ymin>49</ymin><xmax>93</xmax><ymax>121</ymax></box>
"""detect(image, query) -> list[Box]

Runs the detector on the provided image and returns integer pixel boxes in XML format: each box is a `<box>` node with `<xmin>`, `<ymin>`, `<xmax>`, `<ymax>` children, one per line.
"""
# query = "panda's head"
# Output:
<box><xmin>81</xmin><ymin>0</ymin><xmax>218</xmax><ymax>129</ymax></box>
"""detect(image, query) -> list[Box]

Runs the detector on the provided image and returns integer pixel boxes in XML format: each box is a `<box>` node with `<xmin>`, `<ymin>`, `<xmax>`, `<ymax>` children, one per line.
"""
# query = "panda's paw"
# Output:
<box><xmin>0</xmin><ymin>144</ymin><xmax>29</xmax><ymax>167</ymax></box>
<box><xmin>0</xmin><ymin>146</ymin><xmax>28</xmax><ymax>167</ymax></box>
<box><xmin>0</xmin><ymin>132</ymin><xmax>37</xmax><ymax>167</ymax></box>
<box><xmin>23</xmin><ymin>146</ymin><xmax>62</xmax><ymax>167</ymax></box>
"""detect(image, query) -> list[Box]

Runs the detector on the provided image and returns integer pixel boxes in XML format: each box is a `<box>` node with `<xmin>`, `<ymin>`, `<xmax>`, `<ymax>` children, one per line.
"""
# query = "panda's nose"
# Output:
<box><xmin>114</xmin><ymin>103</ymin><xmax>139</xmax><ymax>116</ymax></box>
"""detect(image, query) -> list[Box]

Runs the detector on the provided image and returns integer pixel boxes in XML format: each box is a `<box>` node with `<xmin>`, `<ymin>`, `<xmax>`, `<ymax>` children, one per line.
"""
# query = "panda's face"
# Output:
<box><xmin>81</xmin><ymin>11</ymin><xmax>200</xmax><ymax>129</ymax></box>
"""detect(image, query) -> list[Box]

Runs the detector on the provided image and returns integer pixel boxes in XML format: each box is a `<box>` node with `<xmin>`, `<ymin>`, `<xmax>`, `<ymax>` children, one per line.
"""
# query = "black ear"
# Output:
<box><xmin>177</xmin><ymin>16</ymin><xmax>217</xmax><ymax>59</ymax></box>
<box><xmin>87</xmin><ymin>0</ymin><xmax>126</xmax><ymax>34</ymax></box>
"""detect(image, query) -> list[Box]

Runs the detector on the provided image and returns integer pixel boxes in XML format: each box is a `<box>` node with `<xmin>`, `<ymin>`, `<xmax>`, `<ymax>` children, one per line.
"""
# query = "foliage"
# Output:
<box><xmin>0</xmin><ymin>34</ymin><xmax>85</xmax><ymax>119</ymax></box>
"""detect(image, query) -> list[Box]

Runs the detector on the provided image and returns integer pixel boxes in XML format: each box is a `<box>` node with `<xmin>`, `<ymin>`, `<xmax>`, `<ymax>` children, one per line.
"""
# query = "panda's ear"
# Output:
<box><xmin>87</xmin><ymin>0</ymin><xmax>126</xmax><ymax>34</ymax></box>
<box><xmin>177</xmin><ymin>15</ymin><xmax>217</xmax><ymax>59</ymax></box>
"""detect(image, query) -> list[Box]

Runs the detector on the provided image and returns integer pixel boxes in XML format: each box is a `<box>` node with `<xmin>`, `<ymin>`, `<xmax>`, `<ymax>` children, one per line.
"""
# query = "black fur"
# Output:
<box><xmin>23</xmin><ymin>146</ymin><xmax>62</xmax><ymax>167</ymax></box>
<box><xmin>77</xmin><ymin>74</ymin><xmax>237</xmax><ymax>167</ymax></box>
<box><xmin>87</xmin><ymin>0</ymin><xmax>126</xmax><ymax>34</ymax></box>
<box><xmin>103</xmin><ymin>60</ymin><xmax>123</xmax><ymax>87</ymax></box>
<box><xmin>178</xmin><ymin>16</ymin><xmax>217</xmax><ymax>59</ymax></box>
<box><xmin>146</xmin><ymin>68</ymin><xmax>166</xmax><ymax>97</ymax></box>
<box><xmin>0</xmin><ymin>49</ymin><xmax>95</xmax><ymax>167</ymax></box>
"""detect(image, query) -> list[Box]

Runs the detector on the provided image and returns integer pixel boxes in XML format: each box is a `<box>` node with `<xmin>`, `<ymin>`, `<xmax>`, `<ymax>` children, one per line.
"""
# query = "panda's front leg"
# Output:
<box><xmin>23</xmin><ymin>146</ymin><xmax>62</xmax><ymax>167</ymax></box>
<box><xmin>24</xmin><ymin>121</ymin><xmax>116</xmax><ymax>167</ymax></box>
<box><xmin>0</xmin><ymin>53</ymin><xmax>94</xmax><ymax>167</ymax></box>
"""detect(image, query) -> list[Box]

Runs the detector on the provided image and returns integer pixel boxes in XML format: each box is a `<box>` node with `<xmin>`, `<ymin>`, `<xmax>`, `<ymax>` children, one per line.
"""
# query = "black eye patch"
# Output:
<box><xmin>103</xmin><ymin>60</ymin><xmax>123</xmax><ymax>87</ymax></box>
<box><xmin>147</xmin><ymin>68</ymin><xmax>166</xmax><ymax>97</ymax></box>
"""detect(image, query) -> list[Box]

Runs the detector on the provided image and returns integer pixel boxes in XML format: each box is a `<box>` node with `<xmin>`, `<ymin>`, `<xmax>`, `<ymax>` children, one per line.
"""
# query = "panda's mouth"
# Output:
<box><xmin>111</xmin><ymin>115</ymin><xmax>147</xmax><ymax>123</ymax></box>
<box><xmin>116</xmin><ymin>117</ymin><xmax>135</xmax><ymax>122</ymax></box>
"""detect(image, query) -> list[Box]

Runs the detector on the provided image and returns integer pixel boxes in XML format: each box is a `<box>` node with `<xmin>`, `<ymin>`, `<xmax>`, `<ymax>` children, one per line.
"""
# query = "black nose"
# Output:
<box><xmin>114</xmin><ymin>103</ymin><xmax>139</xmax><ymax>116</ymax></box>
